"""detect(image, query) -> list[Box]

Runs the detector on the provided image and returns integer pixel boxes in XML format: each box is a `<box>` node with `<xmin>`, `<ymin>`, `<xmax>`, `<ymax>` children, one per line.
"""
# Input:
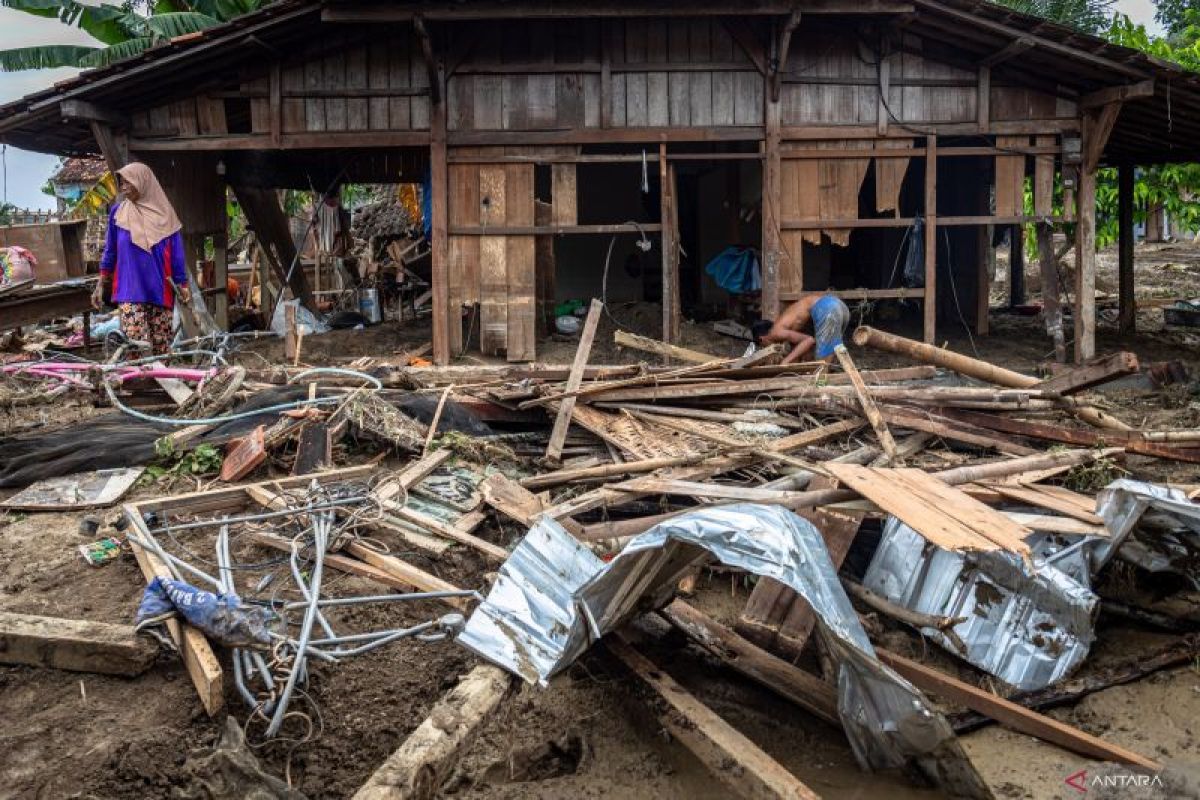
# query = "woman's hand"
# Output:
<box><xmin>177</xmin><ymin>284</ymin><xmax>192</xmax><ymax>305</ymax></box>
<box><xmin>91</xmin><ymin>277</ymin><xmax>108</xmax><ymax>310</ymax></box>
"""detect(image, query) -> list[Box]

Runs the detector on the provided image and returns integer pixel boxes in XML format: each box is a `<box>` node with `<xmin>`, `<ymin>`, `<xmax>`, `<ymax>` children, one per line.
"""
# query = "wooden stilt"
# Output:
<box><xmin>1118</xmin><ymin>162</ymin><xmax>1136</xmax><ymax>335</ymax></box>
<box><xmin>924</xmin><ymin>136</ymin><xmax>938</xmax><ymax>344</ymax></box>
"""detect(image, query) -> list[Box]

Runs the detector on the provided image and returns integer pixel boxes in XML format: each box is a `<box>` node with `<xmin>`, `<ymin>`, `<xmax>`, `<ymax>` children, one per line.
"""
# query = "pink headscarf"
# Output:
<box><xmin>115</xmin><ymin>163</ymin><xmax>182</xmax><ymax>252</ymax></box>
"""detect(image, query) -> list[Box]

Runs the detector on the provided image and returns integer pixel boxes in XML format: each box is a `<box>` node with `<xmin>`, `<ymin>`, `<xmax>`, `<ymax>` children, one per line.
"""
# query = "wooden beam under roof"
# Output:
<box><xmin>979</xmin><ymin>36</ymin><xmax>1035</xmax><ymax>67</ymax></box>
<box><xmin>323</xmin><ymin>1</ymin><xmax>913</xmax><ymax>22</ymax></box>
<box><xmin>913</xmin><ymin>0</ymin><xmax>1150</xmax><ymax>79</ymax></box>
<box><xmin>1081</xmin><ymin>78</ymin><xmax>1155</xmax><ymax>109</ymax></box>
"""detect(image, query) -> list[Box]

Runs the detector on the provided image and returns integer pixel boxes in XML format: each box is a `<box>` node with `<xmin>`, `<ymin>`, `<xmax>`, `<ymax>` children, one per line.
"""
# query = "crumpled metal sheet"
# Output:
<box><xmin>457</xmin><ymin>504</ymin><xmax>992</xmax><ymax>798</ymax></box>
<box><xmin>862</xmin><ymin>517</ymin><xmax>1098</xmax><ymax>691</ymax></box>
<box><xmin>1097</xmin><ymin>479</ymin><xmax>1200</xmax><ymax>588</ymax></box>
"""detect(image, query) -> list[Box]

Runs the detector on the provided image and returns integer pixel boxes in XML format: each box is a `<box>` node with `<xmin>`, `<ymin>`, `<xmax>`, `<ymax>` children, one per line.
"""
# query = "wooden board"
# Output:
<box><xmin>0</xmin><ymin>611</ymin><xmax>157</xmax><ymax>677</ymax></box>
<box><xmin>547</xmin><ymin>299</ymin><xmax>603</xmax><ymax>462</ymax></box>
<box><xmin>994</xmin><ymin>136</ymin><xmax>1028</xmax><ymax>217</ymax></box>
<box><xmin>608</xmin><ymin>635</ymin><xmax>820</xmax><ymax>800</ymax></box>
<box><xmin>823</xmin><ymin>463</ymin><xmax>1031</xmax><ymax>555</ymax></box>
<box><xmin>353</xmin><ymin>664</ymin><xmax>513</xmax><ymax>800</ymax></box>
<box><xmin>985</xmin><ymin>483</ymin><xmax>1103</xmax><ymax>525</ymax></box>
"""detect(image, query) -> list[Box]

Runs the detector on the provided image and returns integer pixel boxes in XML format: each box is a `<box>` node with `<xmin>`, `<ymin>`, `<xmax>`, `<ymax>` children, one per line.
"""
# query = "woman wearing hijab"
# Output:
<box><xmin>92</xmin><ymin>163</ymin><xmax>191</xmax><ymax>354</ymax></box>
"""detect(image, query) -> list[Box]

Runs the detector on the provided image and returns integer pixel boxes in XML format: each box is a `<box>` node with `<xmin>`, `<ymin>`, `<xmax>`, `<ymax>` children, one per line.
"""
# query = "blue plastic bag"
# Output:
<box><xmin>704</xmin><ymin>247</ymin><xmax>761</xmax><ymax>294</ymax></box>
<box><xmin>135</xmin><ymin>576</ymin><xmax>277</xmax><ymax>649</ymax></box>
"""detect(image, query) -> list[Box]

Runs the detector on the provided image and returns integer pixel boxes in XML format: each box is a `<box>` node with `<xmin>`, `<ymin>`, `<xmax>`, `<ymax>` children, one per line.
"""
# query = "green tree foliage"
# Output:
<box><xmin>1154</xmin><ymin>0</ymin><xmax>1196</xmax><ymax>37</ymax></box>
<box><xmin>0</xmin><ymin>0</ymin><xmax>263</xmax><ymax>71</ymax></box>
<box><xmin>996</xmin><ymin>0</ymin><xmax>1115</xmax><ymax>34</ymax></box>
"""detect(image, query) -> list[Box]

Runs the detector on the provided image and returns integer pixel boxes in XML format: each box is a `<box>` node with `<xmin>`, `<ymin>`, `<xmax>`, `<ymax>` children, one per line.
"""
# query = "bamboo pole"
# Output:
<box><xmin>851</xmin><ymin>326</ymin><xmax>1130</xmax><ymax>431</ymax></box>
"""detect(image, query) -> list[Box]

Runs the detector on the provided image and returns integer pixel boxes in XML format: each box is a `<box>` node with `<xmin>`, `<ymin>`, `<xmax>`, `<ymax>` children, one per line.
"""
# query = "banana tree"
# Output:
<box><xmin>0</xmin><ymin>0</ymin><xmax>265</xmax><ymax>72</ymax></box>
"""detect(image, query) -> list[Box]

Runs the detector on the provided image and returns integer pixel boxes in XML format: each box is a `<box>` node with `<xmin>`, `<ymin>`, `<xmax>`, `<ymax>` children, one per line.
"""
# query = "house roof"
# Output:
<box><xmin>50</xmin><ymin>156</ymin><xmax>108</xmax><ymax>184</ymax></box>
<box><xmin>1</xmin><ymin>0</ymin><xmax>1198</xmax><ymax>164</ymax></box>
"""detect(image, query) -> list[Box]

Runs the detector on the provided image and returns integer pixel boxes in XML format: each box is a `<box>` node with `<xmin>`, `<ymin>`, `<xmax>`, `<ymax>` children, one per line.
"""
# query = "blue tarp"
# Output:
<box><xmin>136</xmin><ymin>576</ymin><xmax>277</xmax><ymax>649</ymax></box>
<box><xmin>704</xmin><ymin>246</ymin><xmax>761</xmax><ymax>294</ymax></box>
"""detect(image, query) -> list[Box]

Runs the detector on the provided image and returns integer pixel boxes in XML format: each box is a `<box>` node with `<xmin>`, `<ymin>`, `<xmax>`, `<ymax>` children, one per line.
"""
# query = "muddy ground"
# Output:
<box><xmin>2</xmin><ymin>241</ymin><xmax>1200</xmax><ymax>799</ymax></box>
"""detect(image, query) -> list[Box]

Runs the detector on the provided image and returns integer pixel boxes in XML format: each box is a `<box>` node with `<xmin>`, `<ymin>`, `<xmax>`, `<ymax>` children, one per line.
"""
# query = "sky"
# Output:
<box><xmin>0</xmin><ymin>0</ymin><xmax>1169</xmax><ymax>211</ymax></box>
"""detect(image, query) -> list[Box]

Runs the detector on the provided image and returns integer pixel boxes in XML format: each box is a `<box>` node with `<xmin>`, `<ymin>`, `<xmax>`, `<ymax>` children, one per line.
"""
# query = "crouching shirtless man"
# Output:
<box><xmin>750</xmin><ymin>293</ymin><xmax>850</xmax><ymax>364</ymax></box>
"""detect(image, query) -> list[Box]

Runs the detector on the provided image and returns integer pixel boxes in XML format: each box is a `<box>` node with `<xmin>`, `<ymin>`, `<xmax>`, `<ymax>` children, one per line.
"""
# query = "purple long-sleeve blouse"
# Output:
<box><xmin>99</xmin><ymin>203</ymin><xmax>187</xmax><ymax>308</ymax></box>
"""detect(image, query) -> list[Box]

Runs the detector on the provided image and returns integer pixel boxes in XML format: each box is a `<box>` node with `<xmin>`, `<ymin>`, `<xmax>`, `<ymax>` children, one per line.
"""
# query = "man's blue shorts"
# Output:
<box><xmin>811</xmin><ymin>294</ymin><xmax>850</xmax><ymax>358</ymax></box>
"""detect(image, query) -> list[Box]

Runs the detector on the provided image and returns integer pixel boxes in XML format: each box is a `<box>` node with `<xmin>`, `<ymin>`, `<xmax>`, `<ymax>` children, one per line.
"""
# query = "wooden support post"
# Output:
<box><xmin>212</xmin><ymin>231</ymin><xmax>229</xmax><ymax>330</ymax></box>
<box><xmin>763</xmin><ymin>78</ymin><xmax>782</xmax><ymax>320</ymax></box>
<box><xmin>547</xmin><ymin>299</ymin><xmax>603</xmax><ymax>463</ymax></box>
<box><xmin>976</xmin><ymin>179</ymin><xmax>992</xmax><ymax>335</ymax></box>
<box><xmin>976</xmin><ymin>65</ymin><xmax>990</xmax><ymax>131</ymax></box>
<box><xmin>1009</xmin><ymin>223</ymin><xmax>1025</xmax><ymax>307</ymax></box>
<box><xmin>1075</xmin><ymin>163</ymin><xmax>1097</xmax><ymax>363</ymax></box>
<box><xmin>1037</xmin><ymin>223</ymin><xmax>1066</xmax><ymax>361</ymax></box>
<box><xmin>924</xmin><ymin>135</ymin><xmax>937</xmax><ymax>343</ymax></box>
<box><xmin>90</xmin><ymin>121</ymin><xmax>128</xmax><ymax>173</ymax></box>
<box><xmin>1118</xmin><ymin>162</ymin><xmax>1135</xmax><ymax>335</ymax></box>
<box><xmin>608</xmin><ymin>635</ymin><xmax>820</xmax><ymax>800</ymax></box>
<box><xmin>660</xmin><ymin>143</ymin><xmax>680</xmax><ymax>344</ymax></box>
<box><xmin>431</xmin><ymin>62</ymin><xmax>451</xmax><ymax>365</ymax></box>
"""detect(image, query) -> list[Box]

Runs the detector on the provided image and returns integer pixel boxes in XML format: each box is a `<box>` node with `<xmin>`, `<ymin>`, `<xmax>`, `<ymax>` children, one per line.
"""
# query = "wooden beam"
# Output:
<box><xmin>979</xmin><ymin>36</ymin><xmax>1035</xmax><ymax>67</ymax></box>
<box><xmin>431</xmin><ymin>64</ymin><xmax>450</xmax><ymax>365</ymax></box>
<box><xmin>722</xmin><ymin>18</ymin><xmax>769</xmax><ymax>76</ymax></box>
<box><xmin>1083</xmin><ymin>101</ymin><xmax>1122</xmax><ymax>173</ymax></box>
<box><xmin>771</xmin><ymin>10</ymin><xmax>803</xmax><ymax>103</ymax></box>
<box><xmin>1076</xmin><ymin>134</ymin><xmax>1098</xmax><ymax>363</ymax></box>
<box><xmin>660</xmin><ymin>146</ymin><xmax>680</xmax><ymax>344</ymax></box>
<box><xmin>122</xmin><ymin>506</ymin><xmax>224</xmax><ymax>716</ymax></box>
<box><xmin>352</xmin><ymin>665</ymin><xmax>514</xmax><ymax>800</ymax></box>
<box><xmin>607</xmin><ymin>634</ymin><xmax>820</xmax><ymax>800</ymax></box>
<box><xmin>763</xmin><ymin>67</ymin><xmax>782</xmax><ymax>320</ymax></box>
<box><xmin>914</xmin><ymin>0</ymin><xmax>1150</xmax><ymax>79</ymax></box>
<box><xmin>1118</xmin><ymin>162</ymin><xmax>1136</xmax><ymax>335</ymax></box>
<box><xmin>547</xmin><ymin>299</ymin><xmax>603</xmax><ymax>463</ymax></box>
<box><xmin>0</xmin><ymin>611</ymin><xmax>157</xmax><ymax>677</ymax></box>
<box><xmin>976</xmin><ymin>65</ymin><xmax>990</xmax><ymax>130</ymax></box>
<box><xmin>90</xmin><ymin>121</ymin><xmax>127</xmax><ymax>173</ymax></box>
<box><xmin>1081</xmin><ymin>79</ymin><xmax>1154</xmax><ymax>110</ymax></box>
<box><xmin>834</xmin><ymin>345</ymin><xmax>898</xmax><ymax>463</ymax></box>
<box><xmin>924</xmin><ymin>135</ymin><xmax>937</xmax><ymax>344</ymax></box>
<box><xmin>325</xmin><ymin>1</ymin><xmax>910</xmax><ymax>21</ymax></box>
<box><xmin>662</xmin><ymin>600</ymin><xmax>839</xmax><ymax>724</ymax></box>
<box><xmin>412</xmin><ymin>15</ymin><xmax>441</xmax><ymax>106</ymax></box>
<box><xmin>613</xmin><ymin>329</ymin><xmax>718</xmax><ymax>364</ymax></box>
<box><xmin>1036</xmin><ymin>351</ymin><xmax>1139</xmax><ymax>394</ymax></box>
<box><xmin>60</xmin><ymin>99</ymin><xmax>128</xmax><ymax>127</ymax></box>
<box><xmin>877</xmin><ymin>648</ymin><xmax>1161</xmax><ymax>770</ymax></box>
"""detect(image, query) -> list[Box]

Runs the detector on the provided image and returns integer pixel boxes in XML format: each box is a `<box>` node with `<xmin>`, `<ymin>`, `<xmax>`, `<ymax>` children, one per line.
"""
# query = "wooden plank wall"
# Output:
<box><xmin>446</xmin><ymin>18</ymin><xmax>759</xmax><ymax>132</ymax></box>
<box><xmin>133</xmin><ymin>31</ymin><xmax>427</xmax><ymax>138</ymax></box>
<box><xmin>447</xmin><ymin>146</ymin><xmax>569</xmax><ymax>361</ymax></box>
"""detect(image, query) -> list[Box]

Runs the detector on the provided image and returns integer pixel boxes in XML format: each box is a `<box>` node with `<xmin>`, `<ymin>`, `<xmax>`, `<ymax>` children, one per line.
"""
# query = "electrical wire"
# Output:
<box><xmin>599</xmin><ymin>221</ymin><xmax>653</xmax><ymax>332</ymax></box>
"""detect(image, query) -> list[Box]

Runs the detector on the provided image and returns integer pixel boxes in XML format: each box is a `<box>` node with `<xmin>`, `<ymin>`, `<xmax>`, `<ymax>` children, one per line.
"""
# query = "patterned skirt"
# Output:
<box><xmin>118</xmin><ymin>302</ymin><xmax>174</xmax><ymax>355</ymax></box>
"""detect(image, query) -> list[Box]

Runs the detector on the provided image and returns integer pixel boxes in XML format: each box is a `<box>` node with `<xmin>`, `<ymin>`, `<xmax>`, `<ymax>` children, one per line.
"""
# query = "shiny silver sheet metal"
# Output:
<box><xmin>457</xmin><ymin>504</ymin><xmax>991</xmax><ymax>798</ymax></box>
<box><xmin>1098</xmin><ymin>479</ymin><xmax>1200</xmax><ymax>588</ymax></box>
<box><xmin>863</xmin><ymin>517</ymin><xmax>1098</xmax><ymax>691</ymax></box>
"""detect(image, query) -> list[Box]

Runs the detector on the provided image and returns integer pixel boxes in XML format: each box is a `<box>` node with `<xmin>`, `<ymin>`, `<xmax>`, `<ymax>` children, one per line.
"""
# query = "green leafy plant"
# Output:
<box><xmin>141</xmin><ymin>440</ymin><xmax>223</xmax><ymax>484</ymax></box>
<box><xmin>0</xmin><ymin>0</ymin><xmax>264</xmax><ymax>72</ymax></box>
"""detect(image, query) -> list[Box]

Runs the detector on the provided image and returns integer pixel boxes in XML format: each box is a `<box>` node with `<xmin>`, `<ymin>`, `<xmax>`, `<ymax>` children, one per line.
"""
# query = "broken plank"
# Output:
<box><xmin>122</xmin><ymin>506</ymin><xmax>224</xmax><ymax>716</ymax></box>
<box><xmin>986</xmin><ymin>483</ymin><xmax>1103</xmax><ymax>525</ymax></box>
<box><xmin>380</xmin><ymin>502</ymin><xmax>508</xmax><ymax>563</ymax></box>
<box><xmin>1036</xmin><ymin>351</ymin><xmax>1140</xmax><ymax>395</ymax></box>
<box><xmin>547</xmin><ymin>299</ymin><xmax>603</xmax><ymax>462</ymax></box>
<box><xmin>352</xmin><ymin>664</ymin><xmax>514</xmax><ymax>800</ymax></box>
<box><xmin>661</xmin><ymin>600</ymin><xmax>839</xmax><ymax>725</ymax></box>
<box><xmin>293</xmin><ymin>422</ymin><xmax>332</xmax><ymax>475</ymax></box>
<box><xmin>877</xmin><ymin>648</ymin><xmax>1161</xmax><ymax>771</ymax></box>
<box><xmin>834</xmin><ymin>344</ymin><xmax>897</xmax><ymax>463</ymax></box>
<box><xmin>613</xmin><ymin>328</ymin><xmax>719</xmax><ymax>364</ymax></box>
<box><xmin>823</xmin><ymin>463</ymin><xmax>1030</xmax><ymax>555</ymax></box>
<box><xmin>0</xmin><ymin>610</ymin><xmax>157</xmax><ymax>676</ymax></box>
<box><xmin>607</xmin><ymin>634</ymin><xmax>820</xmax><ymax>800</ymax></box>
<box><xmin>881</xmin><ymin>407</ymin><xmax>1038</xmax><ymax>456</ymax></box>
<box><xmin>520</xmin><ymin>453</ymin><xmax>709</xmax><ymax>491</ymax></box>
<box><xmin>479</xmin><ymin>472</ymin><xmax>545</xmax><ymax>526</ymax></box>
<box><xmin>377</xmin><ymin>449</ymin><xmax>454</xmax><ymax>503</ymax></box>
